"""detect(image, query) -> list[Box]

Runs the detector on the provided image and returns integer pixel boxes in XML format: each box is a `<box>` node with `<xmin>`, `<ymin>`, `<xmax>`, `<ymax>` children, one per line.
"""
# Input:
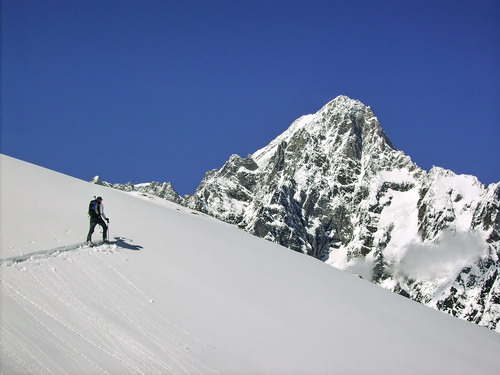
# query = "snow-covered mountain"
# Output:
<box><xmin>185</xmin><ymin>96</ymin><xmax>500</xmax><ymax>332</ymax></box>
<box><xmin>91</xmin><ymin>176</ymin><xmax>184</xmax><ymax>204</ymax></box>
<box><xmin>96</xmin><ymin>96</ymin><xmax>500</xmax><ymax>333</ymax></box>
<box><xmin>2</xmin><ymin>154</ymin><xmax>500</xmax><ymax>374</ymax></box>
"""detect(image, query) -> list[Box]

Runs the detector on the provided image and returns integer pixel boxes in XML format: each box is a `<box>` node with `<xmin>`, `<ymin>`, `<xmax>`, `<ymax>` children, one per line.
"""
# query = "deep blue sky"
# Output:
<box><xmin>2</xmin><ymin>0</ymin><xmax>499</xmax><ymax>195</ymax></box>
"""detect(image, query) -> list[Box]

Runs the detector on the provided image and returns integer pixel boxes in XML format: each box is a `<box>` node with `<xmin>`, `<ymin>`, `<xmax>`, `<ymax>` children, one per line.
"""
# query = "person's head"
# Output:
<box><xmin>96</xmin><ymin>196</ymin><xmax>103</xmax><ymax>202</ymax></box>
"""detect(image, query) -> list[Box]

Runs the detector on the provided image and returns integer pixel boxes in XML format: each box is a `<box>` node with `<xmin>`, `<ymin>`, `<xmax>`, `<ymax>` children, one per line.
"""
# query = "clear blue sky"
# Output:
<box><xmin>2</xmin><ymin>0</ymin><xmax>499</xmax><ymax>195</ymax></box>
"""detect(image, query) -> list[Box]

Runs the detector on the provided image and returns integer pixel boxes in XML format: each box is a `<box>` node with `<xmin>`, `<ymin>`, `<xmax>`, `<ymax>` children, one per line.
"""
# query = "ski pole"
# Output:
<box><xmin>107</xmin><ymin>221</ymin><xmax>111</xmax><ymax>242</ymax></box>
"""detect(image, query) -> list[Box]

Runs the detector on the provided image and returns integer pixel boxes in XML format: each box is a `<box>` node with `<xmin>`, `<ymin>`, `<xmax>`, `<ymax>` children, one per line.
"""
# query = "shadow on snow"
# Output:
<box><xmin>112</xmin><ymin>237</ymin><xmax>143</xmax><ymax>251</ymax></box>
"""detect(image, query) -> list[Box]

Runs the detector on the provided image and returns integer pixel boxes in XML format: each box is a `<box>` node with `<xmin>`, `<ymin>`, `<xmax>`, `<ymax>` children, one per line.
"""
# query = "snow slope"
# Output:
<box><xmin>1</xmin><ymin>154</ymin><xmax>499</xmax><ymax>374</ymax></box>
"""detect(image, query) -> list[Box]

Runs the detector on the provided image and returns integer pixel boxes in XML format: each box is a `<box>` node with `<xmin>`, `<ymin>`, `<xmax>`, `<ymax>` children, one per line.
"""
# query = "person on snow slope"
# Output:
<box><xmin>86</xmin><ymin>196</ymin><xmax>110</xmax><ymax>244</ymax></box>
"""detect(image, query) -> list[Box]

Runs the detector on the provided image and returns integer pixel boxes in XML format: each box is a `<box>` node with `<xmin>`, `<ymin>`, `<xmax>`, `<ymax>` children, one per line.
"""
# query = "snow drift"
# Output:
<box><xmin>1</xmin><ymin>154</ymin><xmax>499</xmax><ymax>374</ymax></box>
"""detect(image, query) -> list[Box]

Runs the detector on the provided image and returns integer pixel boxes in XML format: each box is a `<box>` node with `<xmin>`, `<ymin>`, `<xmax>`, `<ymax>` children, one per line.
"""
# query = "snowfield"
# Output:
<box><xmin>1</xmin><ymin>154</ymin><xmax>499</xmax><ymax>374</ymax></box>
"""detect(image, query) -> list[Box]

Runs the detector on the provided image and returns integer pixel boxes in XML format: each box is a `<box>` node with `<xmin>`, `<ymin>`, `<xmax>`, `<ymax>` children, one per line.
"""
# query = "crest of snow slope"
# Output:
<box><xmin>1</xmin><ymin>155</ymin><xmax>500</xmax><ymax>375</ymax></box>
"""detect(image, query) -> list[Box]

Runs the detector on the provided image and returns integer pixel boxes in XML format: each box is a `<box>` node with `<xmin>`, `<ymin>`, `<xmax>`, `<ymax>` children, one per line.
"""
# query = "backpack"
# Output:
<box><xmin>88</xmin><ymin>199</ymin><xmax>100</xmax><ymax>219</ymax></box>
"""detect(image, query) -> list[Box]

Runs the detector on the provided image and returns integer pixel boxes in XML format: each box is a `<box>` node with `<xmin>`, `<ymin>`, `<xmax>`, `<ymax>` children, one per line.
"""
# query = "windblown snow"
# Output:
<box><xmin>1</xmin><ymin>154</ymin><xmax>499</xmax><ymax>374</ymax></box>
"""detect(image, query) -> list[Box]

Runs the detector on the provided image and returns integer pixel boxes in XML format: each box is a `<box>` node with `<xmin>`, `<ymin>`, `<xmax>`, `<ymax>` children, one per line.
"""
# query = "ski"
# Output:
<box><xmin>83</xmin><ymin>240</ymin><xmax>114</xmax><ymax>248</ymax></box>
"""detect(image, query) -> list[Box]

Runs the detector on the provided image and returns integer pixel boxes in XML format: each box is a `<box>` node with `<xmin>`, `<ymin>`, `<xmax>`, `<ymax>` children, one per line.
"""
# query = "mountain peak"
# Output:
<box><xmin>315</xmin><ymin>96</ymin><xmax>378</xmax><ymax>125</ymax></box>
<box><xmin>322</xmin><ymin>94</ymin><xmax>368</xmax><ymax>111</ymax></box>
<box><xmin>184</xmin><ymin>96</ymin><xmax>499</xmax><ymax>332</ymax></box>
<box><xmin>252</xmin><ymin>95</ymin><xmax>395</xmax><ymax>170</ymax></box>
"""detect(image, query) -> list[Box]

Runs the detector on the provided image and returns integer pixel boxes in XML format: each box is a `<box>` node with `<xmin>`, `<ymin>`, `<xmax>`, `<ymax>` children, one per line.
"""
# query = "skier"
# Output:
<box><xmin>86</xmin><ymin>196</ymin><xmax>110</xmax><ymax>245</ymax></box>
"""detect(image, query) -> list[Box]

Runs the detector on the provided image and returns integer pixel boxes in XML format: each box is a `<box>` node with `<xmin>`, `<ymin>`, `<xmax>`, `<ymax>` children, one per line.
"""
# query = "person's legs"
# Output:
<box><xmin>97</xmin><ymin>219</ymin><xmax>108</xmax><ymax>241</ymax></box>
<box><xmin>87</xmin><ymin>221</ymin><xmax>97</xmax><ymax>242</ymax></box>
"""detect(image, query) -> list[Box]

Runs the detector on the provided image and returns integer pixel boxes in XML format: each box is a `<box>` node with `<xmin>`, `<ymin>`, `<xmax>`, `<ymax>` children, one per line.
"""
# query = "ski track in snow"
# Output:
<box><xmin>1</xmin><ymin>244</ymin><xmax>219</xmax><ymax>374</ymax></box>
<box><xmin>0</xmin><ymin>242</ymin><xmax>99</xmax><ymax>266</ymax></box>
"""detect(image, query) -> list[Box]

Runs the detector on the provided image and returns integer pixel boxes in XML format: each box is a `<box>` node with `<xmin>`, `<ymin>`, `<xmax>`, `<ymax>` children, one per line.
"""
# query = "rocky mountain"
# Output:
<box><xmin>91</xmin><ymin>176</ymin><xmax>184</xmax><ymax>204</ymax></box>
<box><xmin>94</xmin><ymin>95</ymin><xmax>500</xmax><ymax>332</ymax></box>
